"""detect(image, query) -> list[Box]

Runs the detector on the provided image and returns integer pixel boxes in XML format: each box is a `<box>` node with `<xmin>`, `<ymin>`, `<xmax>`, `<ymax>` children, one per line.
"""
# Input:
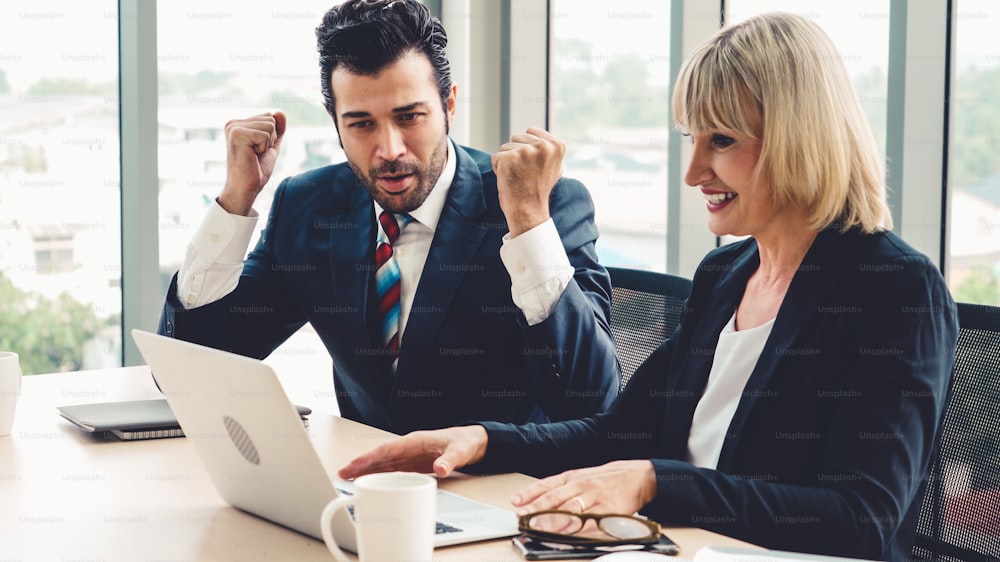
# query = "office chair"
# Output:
<box><xmin>605</xmin><ymin>267</ymin><xmax>692</xmax><ymax>390</ymax></box>
<box><xmin>912</xmin><ymin>302</ymin><xmax>1000</xmax><ymax>562</ymax></box>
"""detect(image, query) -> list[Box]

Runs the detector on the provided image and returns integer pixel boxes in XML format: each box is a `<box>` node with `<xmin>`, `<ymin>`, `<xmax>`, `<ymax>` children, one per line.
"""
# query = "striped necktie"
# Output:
<box><xmin>375</xmin><ymin>211</ymin><xmax>412</xmax><ymax>366</ymax></box>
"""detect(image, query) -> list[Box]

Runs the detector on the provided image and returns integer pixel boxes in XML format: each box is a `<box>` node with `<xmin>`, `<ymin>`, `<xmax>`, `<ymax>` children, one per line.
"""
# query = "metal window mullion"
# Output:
<box><xmin>886</xmin><ymin>0</ymin><xmax>950</xmax><ymax>269</ymax></box>
<box><xmin>440</xmin><ymin>0</ymin><xmax>472</xmax><ymax>146</ymax></box>
<box><xmin>504</xmin><ymin>0</ymin><xmax>548</xmax><ymax>143</ymax></box>
<box><xmin>668</xmin><ymin>0</ymin><xmax>723</xmax><ymax>278</ymax></box>
<box><xmin>455</xmin><ymin>0</ymin><xmax>502</xmax><ymax>151</ymax></box>
<box><xmin>119</xmin><ymin>0</ymin><xmax>160</xmax><ymax>366</ymax></box>
<box><xmin>422</xmin><ymin>0</ymin><xmax>443</xmax><ymax>17</ymax></box>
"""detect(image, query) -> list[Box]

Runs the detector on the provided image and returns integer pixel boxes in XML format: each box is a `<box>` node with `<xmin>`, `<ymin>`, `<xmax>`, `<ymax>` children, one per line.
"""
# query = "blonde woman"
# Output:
<box><xmin>340</xmin><ymin>13</ymin><xmax>958</xmax><ymax>560</ymax></box>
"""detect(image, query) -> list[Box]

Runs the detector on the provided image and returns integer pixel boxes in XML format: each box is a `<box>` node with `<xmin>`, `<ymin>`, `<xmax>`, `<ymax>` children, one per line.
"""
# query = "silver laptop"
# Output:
<box><xmin>131</xmin><ymin>329</ymin><xmax>518</xmax><ymax>551</ymax></box>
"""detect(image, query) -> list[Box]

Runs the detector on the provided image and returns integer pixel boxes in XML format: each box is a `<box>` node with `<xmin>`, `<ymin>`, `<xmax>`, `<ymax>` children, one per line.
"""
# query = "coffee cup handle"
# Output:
<box><xmin>320</xmin><ymin>496</ymin><xmax>355</xmax><ymax>562</ymax></box>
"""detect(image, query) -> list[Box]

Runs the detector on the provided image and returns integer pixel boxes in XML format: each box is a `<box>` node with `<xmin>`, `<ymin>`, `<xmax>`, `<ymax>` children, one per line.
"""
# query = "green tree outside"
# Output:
<box><xmin>26</xmin><ymin>78</ymin><xmax>114</xmax><ymax>96</ymax></box>
<box><xmin>551</xmin><ymin>39</ymin><xmax>669</xmax><ymax>138</ymax></box>
<box><xmin>266</xmin><ymin>90</ymin><xmax>331</xmax><ymax>127</ymax></box>
<box><xmin>158</xmin><ymin>70</ymin><xmax>238</xmax><ymax>97</ymax></box>
<box><xmin>951</xmin><ymin>65</ymin><xmax>1000</xmax><ymax>189</ymax></box>
<box><xmin>952</xmin><ymin>269</ymin><xmax>1000</xmax><ymax>306</ymax></box>
<box><xmin>0</xmin><ymin>272</ymin><xmax>116</xmax><ymax>375</ymax></box>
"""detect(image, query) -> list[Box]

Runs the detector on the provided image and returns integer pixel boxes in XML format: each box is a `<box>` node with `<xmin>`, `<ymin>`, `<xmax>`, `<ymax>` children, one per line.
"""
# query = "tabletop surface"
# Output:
<box><xmin>1</xmin><ymin>366</ymin><xmax>758</xmax><ymax>561</ymax></box>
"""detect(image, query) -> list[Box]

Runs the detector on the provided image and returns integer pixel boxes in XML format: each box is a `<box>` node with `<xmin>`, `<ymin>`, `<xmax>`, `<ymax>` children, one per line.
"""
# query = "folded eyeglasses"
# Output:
<box><xmin>518</xmin><ymin>510</ymin><xmax>662</xmax><ymax>547</ymax></box>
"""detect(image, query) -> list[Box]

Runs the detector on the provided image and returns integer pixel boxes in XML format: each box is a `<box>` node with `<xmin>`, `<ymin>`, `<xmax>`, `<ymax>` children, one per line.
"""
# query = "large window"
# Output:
<box><xmin>549</xmin><ymin>1</ymin><xmax>892</xmax><ymax>271</ymax></box>
<box><xmin>157</xmin><ymin>2</ymin><xmax>337</xmax><ymax>407</ymax></box>
<box><xmin>947</xmin><ymin>0</ymin><xmax>1000</xmax><ymax>305</ymax></box>
<box><xmin>549</xmin><ymin>1</ymin><xmax>670</xmax><ymax>272</ymax></box>
<box><xmin>0</xmin><ymin>2</ymin><xmax>121</xmax><ymax>374</ymax></box>
<box><xmin>1</xmin><ymin>3</ymin><xmax>989</xmax><ymax>377</ymax></box>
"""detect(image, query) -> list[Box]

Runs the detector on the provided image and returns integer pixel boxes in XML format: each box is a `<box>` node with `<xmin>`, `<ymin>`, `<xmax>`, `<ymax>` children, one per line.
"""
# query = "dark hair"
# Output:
<box><xmin>316</xmin><ymin>0</ymin><xmax>452</xmax><ymax>127</ymax></box>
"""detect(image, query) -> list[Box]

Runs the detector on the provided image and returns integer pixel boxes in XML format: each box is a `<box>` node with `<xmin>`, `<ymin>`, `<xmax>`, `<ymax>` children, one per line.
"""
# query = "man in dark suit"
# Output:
<box><xmin>158</xmin><ymin>0</ymin><xmax>618</xmax><ymax>434</ymax></box>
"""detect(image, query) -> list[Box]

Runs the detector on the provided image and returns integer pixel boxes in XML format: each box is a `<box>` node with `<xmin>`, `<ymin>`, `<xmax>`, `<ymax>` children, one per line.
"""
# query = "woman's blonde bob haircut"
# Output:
<box><xmin>672</xmin><ymin>12</ymin><xmax>892</xmax><ymax>233</ymax></box>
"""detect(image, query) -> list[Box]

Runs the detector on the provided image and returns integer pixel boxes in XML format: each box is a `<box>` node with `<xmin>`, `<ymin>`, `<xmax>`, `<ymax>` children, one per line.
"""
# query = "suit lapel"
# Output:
<box><xmin>328</xmin><ymin>196</ymin><xmax>379</xmax><ymax>349</ymax></box>
<box><xmin>715</xmin><ymin>229</ymin><xmax>850</xmax><ymax>469</ymax></box>
<box><xmin>659</xmin><ymin>244</ymin><xmax>758</xmax><ymax>457</ymax></box>
<box><xmin>394</xmin><ymin>147</ymin><xmax>489</xmax><ymax>384</ymax></box>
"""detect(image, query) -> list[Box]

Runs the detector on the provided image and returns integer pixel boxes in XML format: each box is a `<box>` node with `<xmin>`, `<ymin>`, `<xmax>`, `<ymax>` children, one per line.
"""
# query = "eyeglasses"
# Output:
<box><xmin>518</xmin><ymin>510</ymin><xmax>661</xmax><ymax>546</ymax></box>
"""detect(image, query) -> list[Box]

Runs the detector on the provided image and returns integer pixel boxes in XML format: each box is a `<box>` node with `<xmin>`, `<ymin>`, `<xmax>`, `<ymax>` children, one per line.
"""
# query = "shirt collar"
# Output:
<box><xmin>373</xmin><ymin>138</ymin><xmax>456</xmax><ymax>232</ymax></box>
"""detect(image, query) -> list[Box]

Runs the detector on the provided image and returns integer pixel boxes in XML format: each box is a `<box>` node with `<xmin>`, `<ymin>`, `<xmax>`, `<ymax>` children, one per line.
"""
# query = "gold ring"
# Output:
<box><xmin>572</xmin><ymin>496</ymin><xmax>586</xmax><ymax>513</ymax></box>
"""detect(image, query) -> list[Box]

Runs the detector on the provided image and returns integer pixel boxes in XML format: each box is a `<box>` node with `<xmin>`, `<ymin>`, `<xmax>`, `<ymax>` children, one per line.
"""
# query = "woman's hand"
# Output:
<box><xmin>338</xmin><ymin>425</ymin><xmax>489</xmax><ymax>480</ymax></box>
<box><xmin>511</xmin><ymin>460</ymin><xmax>657</xmax><ymax>516</ymax></box>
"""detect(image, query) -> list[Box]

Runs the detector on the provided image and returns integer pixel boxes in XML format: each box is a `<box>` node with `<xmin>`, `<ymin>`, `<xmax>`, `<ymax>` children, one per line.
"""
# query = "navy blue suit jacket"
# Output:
<box><xmin>477</xmin><ymin>228</ymin><xmax>958</xmax><ymax>561</ymax></box>
<box><xmin>159</xmin><ymin>144</ymin><xmax>619</xmax><ymax>433</ymax></box>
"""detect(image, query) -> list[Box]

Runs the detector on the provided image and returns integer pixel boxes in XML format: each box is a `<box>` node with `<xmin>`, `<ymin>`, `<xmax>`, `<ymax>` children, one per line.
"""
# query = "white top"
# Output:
<box><xmin>175</xmin><ymin>140</ymin><xmax>574</xmax><ymax>338</ymax></box>
<box><xmin>687</xmin><ymin>311</ymin><xmax>776</xmax><ymax>469</ymax></box>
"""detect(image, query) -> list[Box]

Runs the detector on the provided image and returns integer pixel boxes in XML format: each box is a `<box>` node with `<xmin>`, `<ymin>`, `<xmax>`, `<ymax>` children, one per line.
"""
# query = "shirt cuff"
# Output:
<box><xmin>190</xmin><ymin>200</ymin><xmax>259</xmax><ymax>267</ymax></box>
<box><xmin>176</xmin><ymin>201</ymin><xmax>258</xmax><ymax>309</ymax></box>
<box><xmin>500</xmin><ymin>219</ymin><xmax>574</xmax><ymax>325</ymax></box>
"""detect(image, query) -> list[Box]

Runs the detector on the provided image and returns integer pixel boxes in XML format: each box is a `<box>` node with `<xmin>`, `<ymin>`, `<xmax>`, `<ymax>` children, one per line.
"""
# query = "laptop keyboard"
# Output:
<box><xmin>336</xmin><ymin>487</ymin><xmax>463</xmax><ymax>534</ymax></box>
<box><xmin>436</xmin><ymin>521</ymin><xmax>462</xmax><ymax>534</ymax></box>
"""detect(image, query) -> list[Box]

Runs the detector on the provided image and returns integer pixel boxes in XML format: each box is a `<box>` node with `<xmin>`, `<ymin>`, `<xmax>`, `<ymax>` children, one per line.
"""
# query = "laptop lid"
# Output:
<box><xmin>130</xmin><ymin>329</ymin><xmax>517</xmax><ymax>550</ymax></box>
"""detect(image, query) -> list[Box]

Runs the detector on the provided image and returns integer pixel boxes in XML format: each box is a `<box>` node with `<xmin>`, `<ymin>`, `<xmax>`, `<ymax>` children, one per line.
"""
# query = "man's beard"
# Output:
<box><xmin>350</xmin><ymin>134</ymin><xmax>449</xmax><ymax>214</ymax></box>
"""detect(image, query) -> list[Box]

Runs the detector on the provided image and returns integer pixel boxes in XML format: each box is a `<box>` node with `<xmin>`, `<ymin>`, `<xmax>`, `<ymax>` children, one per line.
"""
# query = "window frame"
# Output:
<box><xmin>119</xmin><ymin>0</ymin><xmax>160</xmax><ymax>366</ymax></box>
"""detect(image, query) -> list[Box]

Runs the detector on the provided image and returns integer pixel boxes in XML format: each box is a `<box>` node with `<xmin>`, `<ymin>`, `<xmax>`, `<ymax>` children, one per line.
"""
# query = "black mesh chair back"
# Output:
<box><xmin>606</xmin><ymin>267</ymin><xmax>692</xmax><ymax>389</ymax></box>
<box><xmin>913</xmin><ymin>302</ymin><xmax>1000</xmax><ymax>562</ymax></box>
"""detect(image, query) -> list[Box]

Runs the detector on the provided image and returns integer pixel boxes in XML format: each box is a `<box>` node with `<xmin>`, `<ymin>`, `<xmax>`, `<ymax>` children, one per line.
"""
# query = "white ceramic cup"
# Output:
<box><xmin>0</xmin><ymin>352</ymin><xmax>22</xmax><ymax>437</ymax></box>
<box><xmin>321</xmin><ymin>472</ymin><xmax>436</xmax><ymax>562</ymax></box>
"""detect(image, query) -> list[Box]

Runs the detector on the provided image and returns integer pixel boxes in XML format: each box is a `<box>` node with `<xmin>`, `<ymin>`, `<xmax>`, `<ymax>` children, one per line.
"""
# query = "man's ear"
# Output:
<box><xmin>446</xmin><ymin>83</ymin><xmax>458</xmax><ymax>127</ymax></box>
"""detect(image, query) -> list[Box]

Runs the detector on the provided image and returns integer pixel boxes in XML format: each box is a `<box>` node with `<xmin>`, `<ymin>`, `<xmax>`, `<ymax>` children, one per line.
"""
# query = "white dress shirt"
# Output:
<box><xmin>176</xmin><ymin>140</ymin><xmax>574</xmax><ymax>340</ymax></box>
<box><xmin>686</xmin><ymin>311</ymin><xmax>776</xmax><ymax>469</ymax></box>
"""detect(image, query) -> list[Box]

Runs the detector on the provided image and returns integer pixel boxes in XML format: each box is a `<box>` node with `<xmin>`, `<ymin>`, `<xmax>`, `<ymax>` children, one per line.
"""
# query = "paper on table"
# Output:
<box><xmin>691</xmin><ymin>546</ymin><xmax>880</xmax><ymax>562</ymax></box>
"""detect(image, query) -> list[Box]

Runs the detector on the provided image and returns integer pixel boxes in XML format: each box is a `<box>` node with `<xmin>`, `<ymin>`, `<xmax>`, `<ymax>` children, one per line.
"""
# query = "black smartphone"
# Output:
<box><xmin>511</xmin><ymin>534</ymin><xmax>680</xmax><ymax>560</ymax></box>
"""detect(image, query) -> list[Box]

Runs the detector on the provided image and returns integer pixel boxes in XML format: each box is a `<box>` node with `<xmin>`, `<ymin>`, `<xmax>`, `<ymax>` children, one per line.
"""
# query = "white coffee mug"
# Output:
<box><xmin>0</xmin><ymin>352</ymin><xmax>22</xmax><ymax>437</ymax></box>
<box><xmin>321</xmin><ymin>472</ymin><xmax>436</xmax><ymax>562</ymax></box>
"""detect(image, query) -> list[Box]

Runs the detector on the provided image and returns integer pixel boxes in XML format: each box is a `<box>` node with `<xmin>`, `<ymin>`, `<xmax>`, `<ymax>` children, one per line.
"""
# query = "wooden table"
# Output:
<box><xmin>1</xmin><ymin>366</ymin><xmax>757</xmax><ymax>560</ymax></box>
